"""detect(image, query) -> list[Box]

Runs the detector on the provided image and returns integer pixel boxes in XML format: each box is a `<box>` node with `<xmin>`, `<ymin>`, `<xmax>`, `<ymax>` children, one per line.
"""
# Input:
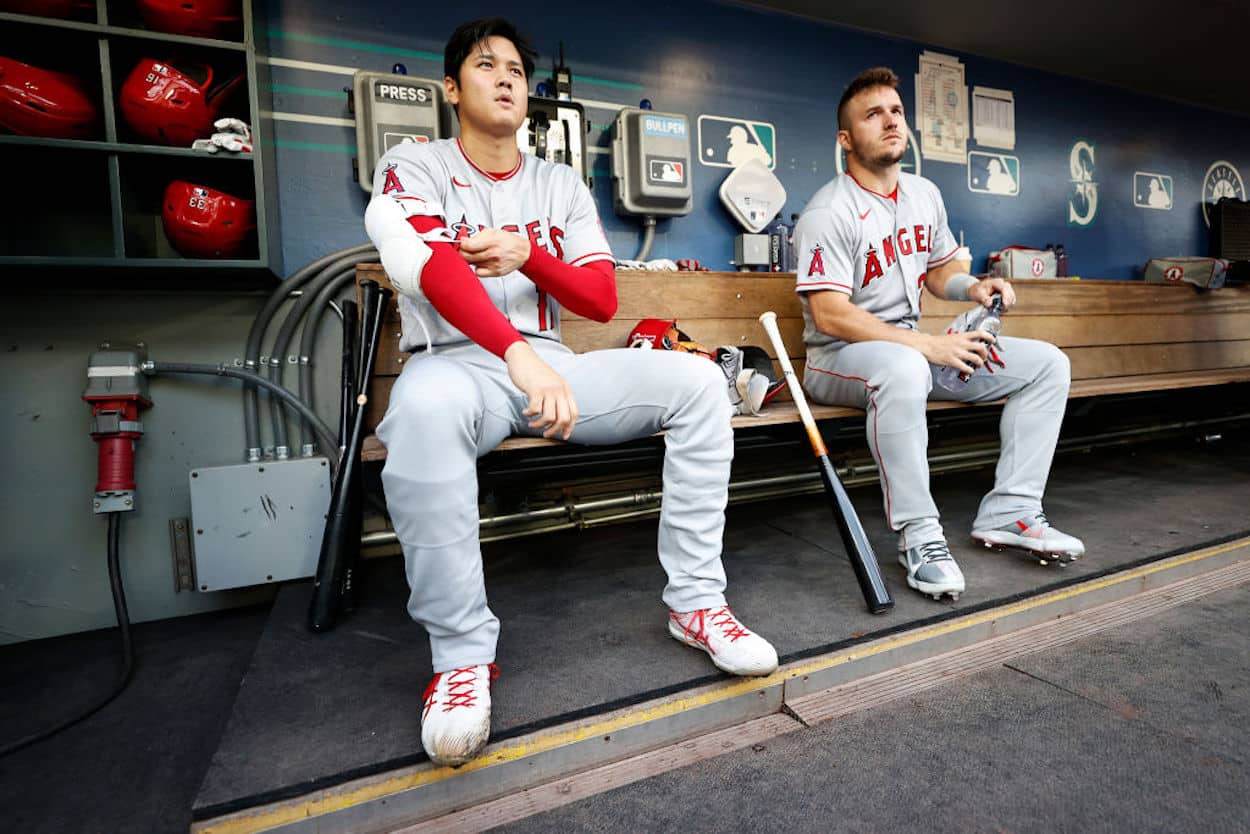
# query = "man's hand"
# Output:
<box><xmin>971</xmin><ymin>277</ymin><xmax>1016</xmax><ymax>310</ymax></box>
<box><xmin>922</xmin><ymin>331</ymin><xmax>992</xmax><ymax>374</ymax></box>
<box><xmin>458</xmin><ymin>228</ymin><xmax>531</xmax><ymax>277</ymax></box>
<box><xmin>504</xmin><ymin>340</ymin><xmax>578</xmax><ymax>439</ymax></box>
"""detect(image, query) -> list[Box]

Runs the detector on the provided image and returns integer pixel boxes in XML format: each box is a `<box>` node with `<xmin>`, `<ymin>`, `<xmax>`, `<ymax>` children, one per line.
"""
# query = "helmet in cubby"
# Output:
<box><xmin>136</xmin><ymin>0</ymin><xmax>241</xmax><ymax>39</ymax></box>
<box><xmin>118</xmin><ymin>57</ymin><xmax>240</xmax><ymax>146</ymax></box>
<box><xmin>161</xmin><ymin>180</ymin><xmax>256</xmax><ymax>259</ymax></box>
<box><xmin>0</xmin><ymin>0</ymin><xmax>93</xmax><ymax>19</ymax></box>
<box><xmin>0</xmin><ymin>55</ymin><xmax>99</xmax><ymax>139</ymax></box>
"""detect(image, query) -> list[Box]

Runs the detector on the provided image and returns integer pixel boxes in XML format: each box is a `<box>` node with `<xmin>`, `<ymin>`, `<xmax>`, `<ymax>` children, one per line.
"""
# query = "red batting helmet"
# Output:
<box><xmin>137</xmin><ymin>0</ymin><xmax>241</xmax><ymax>39</ymax></box>
<box><xmin>627</xmin><ymin>318</ymin><xmax>682</xmax><ymax>350</ymax></box>
<box><xmin>0</xmin><ymin>55</ymin><xmax>99</xmax><ymax>139</ymax></box>
<box><xmin>0</xmin><ymin>0</ymin><xmax>92</xmax><ymax>17</ymax></box>
<box><xmin>626</xmin><ymin>319</ymin><xmax>714</xmax><ymax>358</ymax></box>
<box><xmin>119</xmin><ymin>58</ymin><xmax>240</xmax><ymax>146</ymax></box>
<box><xmin>162</xmin><ymin>181</ymin><xmax>256</xmax><ymax>259</ymax></box>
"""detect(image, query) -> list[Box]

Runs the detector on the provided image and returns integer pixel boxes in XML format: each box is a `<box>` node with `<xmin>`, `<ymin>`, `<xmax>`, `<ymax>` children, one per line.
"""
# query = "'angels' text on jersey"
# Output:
<box><xmin>793</xmin><ymin>172</ymin><xmax>959</xmax><ymax>353</ymax></box>
<box><xmin>372</xmin><ymin>138</ymin><xmax>614</xmax><ymax>352</ymax></box>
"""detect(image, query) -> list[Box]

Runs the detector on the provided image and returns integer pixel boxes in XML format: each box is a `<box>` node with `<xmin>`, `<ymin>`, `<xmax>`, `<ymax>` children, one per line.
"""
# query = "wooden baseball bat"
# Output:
<box><xmin>758</xmin><ymin>311</ymin><xmax>893</xmax><ymax>614</ymax></box>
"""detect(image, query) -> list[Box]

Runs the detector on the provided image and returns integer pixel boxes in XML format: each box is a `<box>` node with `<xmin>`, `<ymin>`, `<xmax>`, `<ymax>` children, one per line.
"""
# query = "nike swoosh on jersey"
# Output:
<box><xmin>858</xmin><ymin>208</ymin><xmax>872</xmax><ymax>220</ymax></box>
<box><xmin>452</xmin><ymin>176</ymin><xmax>471</xmax><ymax>188</ymax></box>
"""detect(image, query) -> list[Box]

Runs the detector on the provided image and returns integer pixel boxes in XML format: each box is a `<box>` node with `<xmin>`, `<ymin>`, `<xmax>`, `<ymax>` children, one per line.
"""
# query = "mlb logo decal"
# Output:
<box><xmin>648</xmin><ymin>158</ymin><xmax>685</xmax><ymax>185</ymax></box>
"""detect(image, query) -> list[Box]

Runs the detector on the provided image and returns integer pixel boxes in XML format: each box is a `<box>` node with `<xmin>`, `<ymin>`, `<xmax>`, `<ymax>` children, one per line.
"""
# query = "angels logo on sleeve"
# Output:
<box><xmin>381</xmin><ymin>163</ymin><xmax>404</xmax><ymax>195</ymax></box>
<box><xmin>807</xmin><ymin>244</ymin><xmax>826</xmax><ymax>277</ymax></box>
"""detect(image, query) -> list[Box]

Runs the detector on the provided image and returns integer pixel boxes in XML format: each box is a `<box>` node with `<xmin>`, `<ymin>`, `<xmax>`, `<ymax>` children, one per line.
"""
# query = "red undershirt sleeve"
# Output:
<box><xmin>406</xmin><ymin>215</ymin><xmax>524</xmax><ymax>358</ymax></box>
<box><xmin>520</xmin><ymin>245</ymin><xmax>618</xmax><ymax>322</ymax></box>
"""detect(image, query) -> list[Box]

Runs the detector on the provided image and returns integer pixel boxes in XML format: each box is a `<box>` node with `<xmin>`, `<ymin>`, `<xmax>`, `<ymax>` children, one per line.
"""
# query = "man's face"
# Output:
<box><xmin>445</xmin><ymin>35</ymin><xmax>528</xmax><ymax>135</ymax></box>
<box><xmin>838</xmin><ymin>86</ymin><xmax>907</xmax><ymax>169</ymax></box>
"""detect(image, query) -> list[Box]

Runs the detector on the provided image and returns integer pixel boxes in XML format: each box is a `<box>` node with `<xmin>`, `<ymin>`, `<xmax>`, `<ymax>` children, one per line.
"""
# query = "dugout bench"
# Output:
<box><xmin>358</xmin><ymin>263</ymin><xmax>1250</xmax><ymax>465</ymax></box>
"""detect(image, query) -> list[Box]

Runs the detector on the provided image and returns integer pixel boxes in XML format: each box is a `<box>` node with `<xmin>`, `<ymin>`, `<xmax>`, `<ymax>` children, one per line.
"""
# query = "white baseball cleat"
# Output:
<box><xmin>420</xmin><ymin>663</ymin><xmax>498</xmax><ymax>767</ymax></box>
<box><xmin>898</xmin><ymin>541</ymin><xmax>966</xmax><ymax>601</ymax></box>
<box><xmin>972</xmin><ymin>514</ymin><xmax>1085</xmax><ymax>564</ymax></box>
<box><xmin>669</xmin><ymin>606</ymin><xmax>779</xmax><ymax>676</ymax></box>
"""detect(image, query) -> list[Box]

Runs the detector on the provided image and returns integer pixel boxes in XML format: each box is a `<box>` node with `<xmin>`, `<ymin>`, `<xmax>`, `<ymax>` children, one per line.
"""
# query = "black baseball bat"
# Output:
<box><xmin>308</xmin><ymin>279</ymin><xmax>391</xmax><ymax>632</ymax></box>
<box><xmin>758</xmin><ymin>311</ymin><xmax>893</xmax><ymax>614</ymax></box>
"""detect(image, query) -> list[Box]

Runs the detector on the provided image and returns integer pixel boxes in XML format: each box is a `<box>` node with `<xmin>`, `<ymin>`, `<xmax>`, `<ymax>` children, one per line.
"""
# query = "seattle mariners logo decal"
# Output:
<box><xmin>1067</xmin><ymin>140</ymin><xmax>1097</xmax><ymax>227</ymax></box>
<box><xmin>381</xmin><ymin>164</ymin><xmax>403</xmax><ymax>195</ymax></box>
<box><xmin>808</xmin><ymin>244</ymin><xmax>826</xmax><ymax>277</ymax></box>
<box><xmin>1201</xmin><ymin>160</ymin><xmax>1245</xmax><ymax>227</ymax></box>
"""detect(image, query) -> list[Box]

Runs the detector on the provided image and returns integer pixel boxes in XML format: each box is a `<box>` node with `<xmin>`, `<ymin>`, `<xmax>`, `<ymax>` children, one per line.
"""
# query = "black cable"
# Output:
<box><xmin>147</xmin><ymin>362</ymin><xmax>341</xmax><ymax>467</ymax></box>
<box><xmin>0</xmin><ymin>512</ymin><xmax>134</xmax><ymax>759</ymax></box>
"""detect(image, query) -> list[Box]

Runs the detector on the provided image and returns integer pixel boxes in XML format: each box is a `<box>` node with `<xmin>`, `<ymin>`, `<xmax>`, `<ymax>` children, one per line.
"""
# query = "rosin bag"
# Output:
<box><xmin>1143</xmin><ymin>257</ymin><xmax>1228</xmax><ymax>290</ymax></box>
<box><xmin>988</xmin><ymin>246</ymin><xmax>1056</xmax><ymax>279</ymax></box>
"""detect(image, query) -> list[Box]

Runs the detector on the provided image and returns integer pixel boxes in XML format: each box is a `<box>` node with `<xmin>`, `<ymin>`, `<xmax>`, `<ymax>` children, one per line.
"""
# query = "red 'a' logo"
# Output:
<box><xmin>808</xmin><ymin>245</ymin><xmax>826</xmax><ymax>277</ymax></box>
<box><xmin>863</xmin><ymin>246</ymin><xmax>884</xmax><ymax>287</ymax></box>
<box><xmin>381</xmin><ymin>164</ymin><xmax>403</xmax><ymax>195</ymax></box>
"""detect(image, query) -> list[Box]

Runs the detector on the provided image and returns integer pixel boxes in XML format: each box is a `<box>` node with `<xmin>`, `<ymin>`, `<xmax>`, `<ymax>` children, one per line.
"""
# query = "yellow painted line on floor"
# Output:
<box><xmin>780</xmin><ymin>536</ymin><xmax>1250</xmax><ymax>681</ymax></box>
<box><xmin>198</xmin><ymin>536</ymin><xmax>1250</xmax><ymax>834</ymax></box>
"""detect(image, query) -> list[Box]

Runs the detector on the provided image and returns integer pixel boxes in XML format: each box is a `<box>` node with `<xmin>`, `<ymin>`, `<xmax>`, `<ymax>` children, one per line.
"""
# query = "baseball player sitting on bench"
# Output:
<box><xmin>792</xmin><ymin>67</ymin><xmax>1084</xmax><ymax>602</ymax></box>
<box><xmin>363</xmin><ymin>17</ymin><xmax>778</xmax><ymax>768</ymax></box>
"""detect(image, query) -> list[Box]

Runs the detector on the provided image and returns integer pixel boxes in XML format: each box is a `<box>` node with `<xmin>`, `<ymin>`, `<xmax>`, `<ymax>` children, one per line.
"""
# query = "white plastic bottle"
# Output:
<box><xmin>936</xmin><ymin>295</ymin><xmax>1004</xmax><ymax>391</ymax></box>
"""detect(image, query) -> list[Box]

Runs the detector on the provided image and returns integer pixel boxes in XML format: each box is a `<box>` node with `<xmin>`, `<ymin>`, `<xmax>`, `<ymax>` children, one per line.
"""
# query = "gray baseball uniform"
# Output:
<box><xmin>793</xmin><ymin>172</ymin><xmax>1071</xmax><ymax>550</ymax></box>
<box><xmin>369</xmin><ymin>138</ymin><xmax>735</xmax><ymax>673</ymax></box>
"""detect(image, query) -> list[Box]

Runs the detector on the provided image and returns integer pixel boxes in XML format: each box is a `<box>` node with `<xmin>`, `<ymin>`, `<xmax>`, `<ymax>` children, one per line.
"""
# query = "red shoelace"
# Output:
<box><xmin>672</xmin><ymin>607</ymin><xmax>750</xmax><ymax>653</ymax></box>
<box><xmin>422</xmin><ymin>663</ymin><xmax>500</xmax><ymax>715</ymax></box>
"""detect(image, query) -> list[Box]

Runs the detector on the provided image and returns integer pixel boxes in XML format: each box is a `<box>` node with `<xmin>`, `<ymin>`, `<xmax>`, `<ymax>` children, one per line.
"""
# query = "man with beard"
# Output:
<box><xmin>791</xmin><ymin>67</ymin><xmax>1083</xmax><ymax>603</ymax></box>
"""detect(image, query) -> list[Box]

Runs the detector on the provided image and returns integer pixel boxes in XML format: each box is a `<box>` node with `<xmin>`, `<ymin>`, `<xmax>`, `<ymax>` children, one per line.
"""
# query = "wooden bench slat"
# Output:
<box><xmin>359</xmin><ymin>366</ymin><xmax>1250</xmax><ymax>462</ymax></box>
<box><xmin>1066</xmin><ymin>339</ymin><xmax>1250</xmax><ymax>379</ymax></box>
<box><xmin>357</xmin><ymin>263</ymin><xmax>1250</xmax><ymax>465</ymax></box>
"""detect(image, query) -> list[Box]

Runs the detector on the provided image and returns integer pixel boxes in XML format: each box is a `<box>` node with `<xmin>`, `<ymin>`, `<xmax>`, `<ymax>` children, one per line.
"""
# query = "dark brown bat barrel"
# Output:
<box><xmin>758</xmin><ymin>311</ymin><xmax>893</xmax><ymax>614</ymax></box>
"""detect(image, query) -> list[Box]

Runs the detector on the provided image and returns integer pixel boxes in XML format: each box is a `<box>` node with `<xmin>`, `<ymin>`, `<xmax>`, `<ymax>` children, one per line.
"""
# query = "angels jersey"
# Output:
<box><xmin>792</xmin><ymin>171</ymin><xmax>959</xmax><ymax>353</ymax></box>
<box><xmin>371</xmin><ymin>137</ymin><xmax>615</xmax><ymax>352</ymax></box>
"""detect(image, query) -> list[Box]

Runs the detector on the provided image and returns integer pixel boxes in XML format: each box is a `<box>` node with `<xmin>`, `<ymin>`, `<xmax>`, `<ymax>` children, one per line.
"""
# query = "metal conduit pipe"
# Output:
<box><xmin>296</xmin><ymin>271</ymin><xmax>366</xmax><ymax>455</ymax></box>
<box><xmin>266</xmin><ymin>267</ymin><xmax>359</xmax><ymax>457</ymax></box>
<box><xmin>242</xmin><ymin>244</ymin><xmax>376</xmax><ymax>460</ymax></box>
<box><xmin>359</xmin><ymin>411</ymin><xmax>1249</xmax><ymax>549</ymax></box>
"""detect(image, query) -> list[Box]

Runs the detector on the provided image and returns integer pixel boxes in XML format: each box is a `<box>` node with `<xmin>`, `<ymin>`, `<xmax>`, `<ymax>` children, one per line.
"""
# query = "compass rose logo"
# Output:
<box><xmin>1202</xmin><ymin>160</ymin><xmax>1245</xmax><ymax>227</ymax></box>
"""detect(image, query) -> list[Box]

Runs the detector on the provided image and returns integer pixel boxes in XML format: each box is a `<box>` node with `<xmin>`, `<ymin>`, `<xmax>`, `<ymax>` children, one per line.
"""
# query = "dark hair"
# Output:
<box><xmin>443</xmin><ymin>17</ymin><xmax>537</xmax><ymax>83</ymax></box>
<box><xmin>836</xmin><ymin>67</ymin><xmax>899</xmax><ymax>130</ymax></box>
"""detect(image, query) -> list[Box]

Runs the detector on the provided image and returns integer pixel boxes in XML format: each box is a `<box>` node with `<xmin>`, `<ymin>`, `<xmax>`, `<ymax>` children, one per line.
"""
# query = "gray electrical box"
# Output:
<box><xmin>517</xmin><ymin>96</ymin><xmax>589</xmax><ymax>186</ymax></box>
<box><xmin>353</xmin><ymin>71</ymin><xmax>449</xmax><ymax>192</ymax></box>
<box><xmin>188</xmin><ymin>457</ymin><xmax>332</xmax><ymax>591</ymax></box>
<box><xmin>610</xmin><ymin>108</ymin><xmax>692</xmax><ymax>216</ymax></box>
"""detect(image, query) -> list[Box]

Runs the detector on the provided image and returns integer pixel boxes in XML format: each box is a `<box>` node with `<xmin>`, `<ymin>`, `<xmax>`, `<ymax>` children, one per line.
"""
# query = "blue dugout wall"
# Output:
<box><xmin>260</xmin><ymin>0</ymin><xmax>1250</xmax><ymax>280</ymax></box>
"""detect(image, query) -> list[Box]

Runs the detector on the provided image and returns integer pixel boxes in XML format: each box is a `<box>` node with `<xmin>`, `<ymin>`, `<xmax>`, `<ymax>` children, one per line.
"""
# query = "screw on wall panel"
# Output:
<box><xmin>191</xmin><ymin>472</ymin><xmax>198</xmax><ymax>478</ymax></box>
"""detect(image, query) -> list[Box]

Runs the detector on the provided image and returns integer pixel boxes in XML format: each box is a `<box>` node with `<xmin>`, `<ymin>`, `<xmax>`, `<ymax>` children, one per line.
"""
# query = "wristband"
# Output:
<box><xmin>944</xmin><ymin>273</ymin><xmax>978</xmax><ymax>301</ymax></box>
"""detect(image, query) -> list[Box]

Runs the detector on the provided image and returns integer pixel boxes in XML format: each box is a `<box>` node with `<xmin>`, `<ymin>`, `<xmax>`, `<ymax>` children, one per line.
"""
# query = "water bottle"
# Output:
<box><xmin>936</xmin><ymin>295</ymin><xmax>1004</xmax><ymax>391</ymax></box>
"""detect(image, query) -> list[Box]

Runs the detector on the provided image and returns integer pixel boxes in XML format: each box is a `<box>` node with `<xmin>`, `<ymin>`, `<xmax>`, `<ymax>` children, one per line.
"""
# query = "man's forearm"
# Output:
<box><xmin>813</xmin><ymin>298</ymin><xmax>932</xmax><ymax>351</ymax></box>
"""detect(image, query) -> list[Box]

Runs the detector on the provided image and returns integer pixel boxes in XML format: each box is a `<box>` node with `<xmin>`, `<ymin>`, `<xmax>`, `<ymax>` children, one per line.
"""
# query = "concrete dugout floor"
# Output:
<box><xmin>502</xmin><ymin>581</ymin><xmax>1250</xmax><ymax>834</ymax></box>
<box><xmin>1</xmin><ymin>431</ymin><xmax>1249</xmax><ymax>832</ymax></box>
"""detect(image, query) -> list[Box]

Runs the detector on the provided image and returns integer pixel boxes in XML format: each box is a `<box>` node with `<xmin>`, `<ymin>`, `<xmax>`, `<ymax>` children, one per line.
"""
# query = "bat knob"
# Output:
<box><xmin>758</xmin><ymin>311</ymin><xmax>777</xmax><ymax>326</ymax></box>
